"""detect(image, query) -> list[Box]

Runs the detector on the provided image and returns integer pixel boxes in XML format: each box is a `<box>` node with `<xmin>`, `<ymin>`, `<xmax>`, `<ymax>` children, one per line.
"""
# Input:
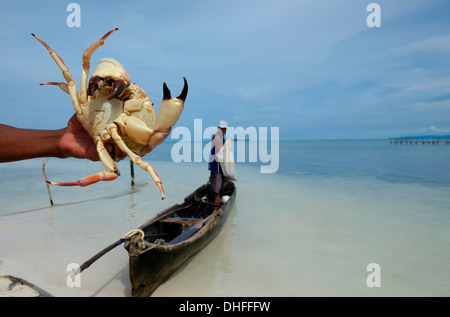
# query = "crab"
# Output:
<box><xmin>32</xmin><ymin>28</ymin><xmax>187</xmax><ymax>199</ymax></box>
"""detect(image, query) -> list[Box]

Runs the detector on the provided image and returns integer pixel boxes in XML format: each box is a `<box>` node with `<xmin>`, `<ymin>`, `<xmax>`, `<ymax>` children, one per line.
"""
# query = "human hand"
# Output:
<box><xmin>58</xmin><ymin>114</ymin><xmax>125</xmax><ymax>162</ymax></box>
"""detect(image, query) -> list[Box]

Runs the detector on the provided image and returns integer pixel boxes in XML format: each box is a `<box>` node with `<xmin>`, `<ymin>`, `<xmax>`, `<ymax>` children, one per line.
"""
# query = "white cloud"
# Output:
<box><xmin>2</xmin><ymin>0</ymin><xmax>450</xmax><ymax>139</ymax></box>
<box><xmin>420</xmin><ymin>125</ymin><xmax>450</xmax><ymax>135</ymax></box>
<box><xmin>397</xmin><ymin>33</ymin><xmax>450</xmax><ymax>53</ymax></box>
<box><xmin>414</xmin><ymin>99</ymin><xmax>450</xmax><ymax>109</ymax></box>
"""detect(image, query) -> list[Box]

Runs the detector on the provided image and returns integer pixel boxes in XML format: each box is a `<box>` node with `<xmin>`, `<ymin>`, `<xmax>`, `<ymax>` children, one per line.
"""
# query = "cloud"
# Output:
<box><xmin>2</xmin><ymin>0</ymin><xmax>450</xmax><ymax>139</ymax></box>
<box><xmin>395</xmin><ymin>33</ymin><xmax>450</xmax><ymax>54</ymax></box>
<box><xmin>414</xmin><ymin>99</ymin><xmax>450</xmax><ymax>109</ymax></box>
<box><xmin>420</xmin><ymin>125</ymin><xmax>450</xmax><ymax>135</ymax></box>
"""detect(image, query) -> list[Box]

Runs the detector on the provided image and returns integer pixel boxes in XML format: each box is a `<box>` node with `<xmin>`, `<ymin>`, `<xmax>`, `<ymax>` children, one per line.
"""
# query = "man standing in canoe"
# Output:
<box><xmin>208</xmin><ymin>120</ymin><xmax>227</xmax><ymax>204</ymax></box>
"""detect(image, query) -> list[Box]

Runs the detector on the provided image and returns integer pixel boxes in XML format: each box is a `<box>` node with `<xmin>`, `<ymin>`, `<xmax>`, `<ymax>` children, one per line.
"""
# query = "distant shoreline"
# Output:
<box><xmin>391</xmin><ymin>135</ymin><xmax>450</xmax><ymax>139</ymax></box>
<box><xmin>390</xmin><ymin>135</ymin><xmax>450</xmax><ymax>145</ymax></box>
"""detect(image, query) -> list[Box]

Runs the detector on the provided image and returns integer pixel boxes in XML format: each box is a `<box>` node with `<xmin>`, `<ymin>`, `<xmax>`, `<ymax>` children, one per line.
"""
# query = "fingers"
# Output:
<box><xmin>67</xmin><ymin>114</ymin><xmax>124</xmax><ymax>161</ymax></box>
<box><xmin>66</xmin><ymin>113</ymin><xmax>125</xmax><ymax>162</ymax></box>
<box><xmin>105</xmin><ymin>142</ymin><xmax>126</xmax><ymax>162</ymax></box>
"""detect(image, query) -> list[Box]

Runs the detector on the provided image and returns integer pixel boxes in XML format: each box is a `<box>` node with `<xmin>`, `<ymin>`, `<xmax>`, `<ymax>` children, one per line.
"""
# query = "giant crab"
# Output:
<box><xmin>32</xmin><ymin>28</ymin><xmax>187</xmax><ymax>199</ymax></box>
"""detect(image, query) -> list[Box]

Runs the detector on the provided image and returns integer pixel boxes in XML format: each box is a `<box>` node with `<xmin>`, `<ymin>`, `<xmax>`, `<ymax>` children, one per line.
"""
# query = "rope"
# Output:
<box><xmin>135</xmin><ymin>237</ymin><xmax>168</xmax><ymax>255</ymax></box>
<box><xmin>119</xmin><ymin>229</ymin><xmax>144</xmax><ymax>245</ymax></box>
<box><xmin>121</xmin><ymin>229</ymin><xmax>169</xmax><ymax>255</ymax></box>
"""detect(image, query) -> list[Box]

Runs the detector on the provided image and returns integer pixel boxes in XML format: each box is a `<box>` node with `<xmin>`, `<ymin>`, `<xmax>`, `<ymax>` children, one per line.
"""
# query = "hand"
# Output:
<box><xmin>58</xmin><ymin>114</ymin><xmax>125</xmax><ymax>162</ymax></box>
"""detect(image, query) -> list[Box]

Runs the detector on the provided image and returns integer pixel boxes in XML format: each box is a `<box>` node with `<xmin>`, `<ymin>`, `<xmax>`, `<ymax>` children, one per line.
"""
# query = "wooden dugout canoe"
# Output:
<box><xmin>124</xmin><ymin>181</ymin><xmax>236</xmax><ymax>297</ymax></box>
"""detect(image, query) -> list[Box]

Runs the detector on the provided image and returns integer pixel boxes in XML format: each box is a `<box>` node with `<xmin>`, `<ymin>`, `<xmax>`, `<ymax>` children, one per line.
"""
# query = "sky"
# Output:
<box><xmin>1</xmin><ymin>0</ymin><xmax>450</xmax><ymax>140</ymax></box>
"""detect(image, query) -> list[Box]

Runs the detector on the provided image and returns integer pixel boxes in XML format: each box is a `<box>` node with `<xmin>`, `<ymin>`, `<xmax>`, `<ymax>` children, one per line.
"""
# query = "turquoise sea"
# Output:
<box><xmin>1</xmin><ymin>139</ymin><xmax>449</xmax><ymax>296</ymax></box>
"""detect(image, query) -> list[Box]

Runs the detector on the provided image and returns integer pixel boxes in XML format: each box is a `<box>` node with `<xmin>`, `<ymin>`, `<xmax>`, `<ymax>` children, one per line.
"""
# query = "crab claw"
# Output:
<box><xmin>162</xmin><ymin>77</ymin><xmax>188</xmax><ymax>102</ymax></box>
<box><xmin>177</xmin><ymin>77</ymin><xmax>188</xmax><ymax>101</ymax></box>
<box><xmin>154</xmin><ymin>77</ymin><xmax>188</xmax><ymax>132</ymax></box>
<box><xmin>108</xmin><ymin>78</ymin><xmax>128</xmax><ymax>100</ymax></box>
<box><xmin>147</xmin><ymin>78</ymin><xmax>187</xmax><ymax>147</ymax></box>
<box><xmin>88</xmin><ymin>75</ymin><xmax>128</xmax><ymax>100</ymax></box>
<box><xmin>88</xmin><ymin>75</ymin><xmax>103</xmax><ymax>96</ymax></box>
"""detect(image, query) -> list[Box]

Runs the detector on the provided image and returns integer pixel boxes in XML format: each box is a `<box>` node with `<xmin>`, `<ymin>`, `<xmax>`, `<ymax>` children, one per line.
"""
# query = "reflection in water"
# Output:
<box><xmin>126</xmin><ymin>183</ymin><xmax>148</xmax><ymax>218</ymax></box>
<box><xmin>0</xmin><ymin>187</ymin><xmax>142</xmax><ymax>219</ymax></box>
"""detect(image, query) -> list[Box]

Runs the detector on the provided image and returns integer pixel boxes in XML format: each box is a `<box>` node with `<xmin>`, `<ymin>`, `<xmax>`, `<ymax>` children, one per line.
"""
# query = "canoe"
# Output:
<box><xmin>124</xmin><ymin>180</ymin><xmax>236</xmax><ymax>297</ymax></box>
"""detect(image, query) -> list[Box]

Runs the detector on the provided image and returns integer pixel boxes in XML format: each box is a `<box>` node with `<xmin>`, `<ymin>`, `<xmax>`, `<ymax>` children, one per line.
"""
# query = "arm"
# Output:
<box><xmin>212</xmin><ymin>131</ymin><xmax>223</xmax><ymax>154</ymax></box>
<box><xmin>0</xmin><ymin>114</ymin><xmax>101</xmax><ymax>163</ymax></box>
<box><xmin>0</xmin><ymin>124</ymin><xmax>64</xmax><ymax>162</ymax></box>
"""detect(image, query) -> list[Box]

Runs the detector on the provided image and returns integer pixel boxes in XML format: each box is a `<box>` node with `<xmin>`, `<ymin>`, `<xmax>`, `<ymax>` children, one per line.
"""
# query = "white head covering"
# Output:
<box><xmin>218</xmin><ymin>120</ymin><xmax>228</xmax><ymax>128</ymax></box>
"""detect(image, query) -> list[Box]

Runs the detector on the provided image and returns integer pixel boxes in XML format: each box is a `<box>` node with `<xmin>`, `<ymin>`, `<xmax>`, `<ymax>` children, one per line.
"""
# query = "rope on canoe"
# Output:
<box><xmin>122</xmin><ymin>229</ymin><xmax>145</xmax><ymax>242</ymax></box>
<box><xmin>134</xmin><ymin>238</ymin><xmax>168</xmax><ymax>255</ymax></box>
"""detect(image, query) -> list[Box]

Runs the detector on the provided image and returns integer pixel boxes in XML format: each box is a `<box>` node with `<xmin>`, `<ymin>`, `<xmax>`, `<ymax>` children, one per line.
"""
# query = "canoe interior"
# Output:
<box><xmin>139</xmin><ymin>181</ymin><xmax>235</xmax><ymax>246</ymax></box>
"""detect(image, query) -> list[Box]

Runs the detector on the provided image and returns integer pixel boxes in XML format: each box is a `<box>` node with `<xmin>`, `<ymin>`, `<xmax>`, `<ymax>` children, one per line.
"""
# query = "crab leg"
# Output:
<box><xmin>80</xmin><ymin>28</ymin><xmax>119</xmax><ymax>103</ymax></box>
<box><xmin>32</xmin><ymin>33</ymin><xmax>83</xmax><ymax>116</ymax></box>
<box><xmin>40</xmin><ymin>82</ymin><xmax>70</xmax><ymax>95</ymax></box>
<box><xmin>48</xmin><ymin>171</ymin><xmax>118</xmax><ymax>187</ymax></box>
<box><xmin>32</xmin><ymin>34</ymin><xmax>75</xmax><ymax>85</ymax></box>
<box><xmin>48</xmin><ymin>140</ymin><xmax>119</xmax><ymax>187</ymax></box>
<box><xmin>108</xmin><ymin>125</ymin><xmax>165</xmax><ymax>199</ymax></box>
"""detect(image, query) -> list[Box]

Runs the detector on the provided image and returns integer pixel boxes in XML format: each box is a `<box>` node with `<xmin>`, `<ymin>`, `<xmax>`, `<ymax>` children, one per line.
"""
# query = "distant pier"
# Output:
<box><xmin>390</xmin><ymin>136</ymin><xmax>450</xmax><ymax>145</ymax></box>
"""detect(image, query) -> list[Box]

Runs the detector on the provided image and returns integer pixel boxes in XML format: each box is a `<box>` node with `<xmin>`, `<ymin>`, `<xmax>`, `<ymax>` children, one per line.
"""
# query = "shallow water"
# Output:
<box><xmin>0</xmin><ymin>140</ymin><xmax>449</xmax><ymax>296</ymax></box>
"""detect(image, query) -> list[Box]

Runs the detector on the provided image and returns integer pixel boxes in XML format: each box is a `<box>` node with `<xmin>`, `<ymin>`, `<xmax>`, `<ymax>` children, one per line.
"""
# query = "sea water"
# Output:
<box><xmin>0</xmin><ymin>140</ymin><xmax>449</xmax><ymax>296</ymax></box>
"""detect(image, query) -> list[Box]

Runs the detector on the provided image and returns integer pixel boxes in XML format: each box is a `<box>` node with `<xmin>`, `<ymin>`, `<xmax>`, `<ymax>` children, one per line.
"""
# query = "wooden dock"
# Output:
<box><xmin>390</xmin><ymin>136</ymin><xmax>450</xmax><ymax>145</ymax></box>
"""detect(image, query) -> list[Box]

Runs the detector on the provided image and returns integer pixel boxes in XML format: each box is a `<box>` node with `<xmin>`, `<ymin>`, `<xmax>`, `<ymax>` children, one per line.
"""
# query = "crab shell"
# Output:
<box><xmin>86</xmin><ymin>58</ymin><xmax>183</xmax><ymax>156</ymax></box>
<box><xmin>88</xmin><ymin>58</ymin><xmax>131</xmax><ymax>100</ymax></box>
<box><xmin>92</xmin><ymin>58</ymin><xmax>130</xmax><ymax>81</ymax></box>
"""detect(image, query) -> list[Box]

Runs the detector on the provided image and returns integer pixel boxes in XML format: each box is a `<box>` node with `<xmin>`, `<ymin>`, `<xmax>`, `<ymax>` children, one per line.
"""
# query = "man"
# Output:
<box><xmin>208</xmin><ymin>120</ymin><xmax>227</xmax><ymax>204</ymax></box>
